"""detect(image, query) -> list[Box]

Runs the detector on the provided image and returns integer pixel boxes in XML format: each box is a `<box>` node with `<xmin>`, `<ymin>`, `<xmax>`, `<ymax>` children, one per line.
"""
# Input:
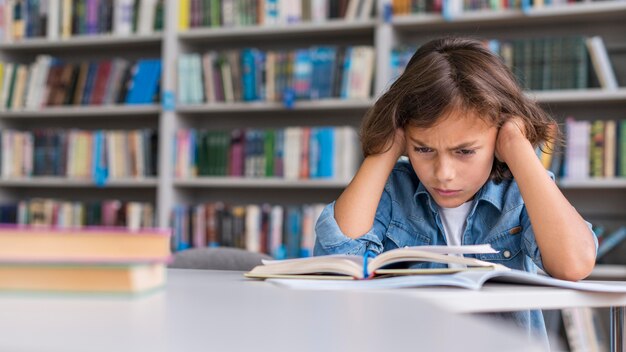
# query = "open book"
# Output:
<box><xmin>266</xmin><ymin>268</ymin><xmax>626</xmax><ymax>293</ymax></box>
<box><xmin>245</xmin><ymin>244</ymin><xmax>509</xmax><ymax>280</ymax></box>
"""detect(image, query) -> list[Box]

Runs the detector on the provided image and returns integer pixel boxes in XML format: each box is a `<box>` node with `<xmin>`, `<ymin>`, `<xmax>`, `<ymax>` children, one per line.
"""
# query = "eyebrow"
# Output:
<box><xmin>410</xmin><ymin>137</ymin><xmax>480</xmax><ymax>150</ymax></box>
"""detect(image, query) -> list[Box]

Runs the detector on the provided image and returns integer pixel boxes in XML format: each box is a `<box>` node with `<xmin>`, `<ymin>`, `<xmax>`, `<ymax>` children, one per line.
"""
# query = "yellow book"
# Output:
<box><xmin>178</xmin><ymin>0</ymin><xmax>190</xmax><ymax>31</ymax></box>
<box><xmin>61</xmin><ymin>0</ymin><xmax>72</xmax><ymax>38</ymax></box>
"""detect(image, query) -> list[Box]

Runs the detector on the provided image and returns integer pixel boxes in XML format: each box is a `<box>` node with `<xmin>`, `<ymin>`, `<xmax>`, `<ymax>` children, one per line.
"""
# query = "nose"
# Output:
<box><xmin>434</xmin><ymin>156</ymin><xmax>455</xmax><ymax>183</ymax></box>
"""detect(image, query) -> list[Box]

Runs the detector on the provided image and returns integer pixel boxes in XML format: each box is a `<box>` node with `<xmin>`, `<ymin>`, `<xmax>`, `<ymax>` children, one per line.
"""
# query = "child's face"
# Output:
<box><xmin>405</xmin><ymin>112</ymin><xmax>498</xmax><ymax>208</ymax></box>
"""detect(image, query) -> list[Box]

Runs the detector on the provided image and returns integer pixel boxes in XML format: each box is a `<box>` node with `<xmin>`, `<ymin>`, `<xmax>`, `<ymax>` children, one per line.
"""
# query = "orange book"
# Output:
<box><xmin>0</xmin><ymin>225</ymin><xmax>171</xmax><ymax>263</ymax></box>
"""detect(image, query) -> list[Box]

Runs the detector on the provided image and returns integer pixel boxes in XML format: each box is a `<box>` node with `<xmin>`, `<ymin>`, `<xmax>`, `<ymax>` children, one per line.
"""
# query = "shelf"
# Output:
<box><xmin>178</xmin><ymin>19</ymin><xmax>377</xmax><ymax>43</ymax></box>
<box><xmin>589</xmin><ymin>264</ymin><xmax>626</xmax><ymax>280</ymax></box>
<box><xmin>0</xmin><ymin>177</ymin><xmax>158</xmax><ymax>188</ymax></box>
<box><xmin>558</xmin><ymin>178</ymin><xmax>626</xmax><ymax>189</ymax></box>
<box><xmin>174</xmin><ymin>178</ymin><xmax>349</xmax><ymax>189</ymax></box>
<box><xmin>391</xmin><ymin>1</ymin><xmax>626</xmax><ymax>31</ymax></box>
<box><xmin>530</xmin><ymin>89</ymin><xmax>626</xmax><ymax>104</ymax></box>
<box><xmin>0</xmin><ymin>104</ymin><xmax>161</xmax><ymax>118</ymax></box>
<box><xmin>177</xmin><ymin>99</ymin><xmax>374</xmax><ymax>114</ymax></box>
<box><xmin>0</xmin><ymin>33</ymin><xmax>163</xmax><ymax>51</ymax></box>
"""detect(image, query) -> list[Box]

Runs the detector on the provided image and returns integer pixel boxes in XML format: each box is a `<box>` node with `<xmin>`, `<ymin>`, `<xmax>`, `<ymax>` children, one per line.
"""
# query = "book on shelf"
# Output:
<box><xmin>0</xmin><ymin>198</ymin><xmax>155</xmax><ymax>230</ymax></box>
<box><xmin>0</xmin><ymin>0</ymin><xmax>163</xmax><ymax>41</ymax></box>
<box><xmin>562</xmin><ymin>307</ymin><xmax>609</xmax><ymax>352</ymax></box>
<box><xmin>0</xmin><ymin>128</ymin><xmax>158</xmax><ymax>180</ymax></box>
<box><xmin>389</xmin><ymin>0</ymin><xmax>607</xmax><ymax>16</ymax></box>
<box><xmin>245</xmin><ymin>244</ymin><xmax>506</xmax><ymax>280</ymax></box>
<box><xmin>586</xmin><ymin>36</ymin><xmax>619</xmax><ymax>90</ymax></box>
<box><xmin>174</xmin><ymin>126</ymin><xmax>359</xmax><ymax>181</ymax></box>
<box><xmin>171</xmin><ymin>202</ymin><xmax>325</xmax><ymax>257</ymax></box>
<box><xmin>0</xmin><ymin>56</ymin><xmax>161</xmax><ymax>110</ymax></box>
<box><xmin>393</xmin><ymin>35</ymin><xmax>618</xmax><ymax>92</ymax></box>
<box><xmin>178</xmin><ymin>0</ymin><xmax>375</xmax><ymax>29</ymax></box>
<box><xmin>597</xmin><ymin>227</ymin><xmax>626</xmax><ymax>260</ymax></box>
<box><xmin>178</xmin><ymin>46</ymin><xmax>375</xmax><ymax>105</ymax></box>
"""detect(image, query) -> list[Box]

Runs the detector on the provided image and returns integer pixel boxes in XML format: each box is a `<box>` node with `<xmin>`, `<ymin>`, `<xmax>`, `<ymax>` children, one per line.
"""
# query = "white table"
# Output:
<box><xmin>0</xmin><ymin>269</ymin><xmax>542</xmax><ymax>352</ymax></box>
<box><xmin>390</xmin><ymin>281</ymin><xmax>626</xmax><ymax>352</ymax></box>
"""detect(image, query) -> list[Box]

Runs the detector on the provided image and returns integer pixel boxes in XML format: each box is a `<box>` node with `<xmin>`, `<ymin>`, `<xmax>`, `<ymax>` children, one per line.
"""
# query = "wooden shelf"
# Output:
<box><xmin>530</xmin><ymin>89</ymin><xmax>626</xmax><ymax>104</ymax></box>
<box><xmin>174</xmin><ymin>178</ymin><xmax>349</xmax><ymax>189</ymax></box>
<box><xmin>558</xmin><ymin>178</ymin><xmax>626</xmax><ymax>189</ymax></box>
<box><xmin>0</xmin><ymin>104</ymin><xmax>161</xmax><ymax>118</ymax></box>
<box><xmin>0</xmin><ymin>33</ymin><xmax>163</xmax><ymax>51</ymax></box>
<box><xmin>0</xmin><ymin>177</ymin><xmax>158</xmax><ymax>188</ymax></box>
<box><xmin>178</xmin><ymin>19</ymin><xmax>377</xmax><ymax>43</ymax></box>
<box><xmin>391</xmin><ymin>1</ymin><xmax>626</xmax><ymax>31</ymax></box>
<box><xmin>177</xmin><ymin>99</ymin><xmax>373</xmax><ymax>114</ymax></box>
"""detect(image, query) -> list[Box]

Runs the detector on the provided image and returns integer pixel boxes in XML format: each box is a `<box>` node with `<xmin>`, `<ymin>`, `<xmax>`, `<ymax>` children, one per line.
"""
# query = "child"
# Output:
<box><xmin>314</xmin><ymin>37</ymin><xmax>598</xmax><ymax>343</ymax></box>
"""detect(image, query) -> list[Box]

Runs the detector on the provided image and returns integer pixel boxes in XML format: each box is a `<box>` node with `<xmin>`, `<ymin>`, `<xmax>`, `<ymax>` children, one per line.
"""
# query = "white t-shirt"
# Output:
<box><xmin>438</xmin><ymin>201</ymin><xmax>473</xmax><ymax>269</ymax></box>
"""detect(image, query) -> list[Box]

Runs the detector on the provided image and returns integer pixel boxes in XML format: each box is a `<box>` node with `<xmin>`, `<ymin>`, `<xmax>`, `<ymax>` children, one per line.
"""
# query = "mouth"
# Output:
<box><xmin>433</xmin><ymin>188</ymin><xmax>461</xmax><ymax>197</ymax></box>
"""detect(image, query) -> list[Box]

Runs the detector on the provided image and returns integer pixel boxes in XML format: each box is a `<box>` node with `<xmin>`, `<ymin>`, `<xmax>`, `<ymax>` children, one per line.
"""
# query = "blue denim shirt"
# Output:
<box><xmin>314</xmin><ymin>160</ymin><xmax>597</xmax><ymax>344</ymax></box>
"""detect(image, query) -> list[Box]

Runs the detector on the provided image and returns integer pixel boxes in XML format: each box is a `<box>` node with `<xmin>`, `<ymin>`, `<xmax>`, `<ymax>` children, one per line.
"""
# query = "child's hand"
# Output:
<box><xmin>495</xmin><ymin>116</ymin><xmax>530</xmax><ymax>163</ymax></box>
<box><xmin>389</xmin><ymin>128</ymin><xmax>407</xmax><ymax>159</ymax></box>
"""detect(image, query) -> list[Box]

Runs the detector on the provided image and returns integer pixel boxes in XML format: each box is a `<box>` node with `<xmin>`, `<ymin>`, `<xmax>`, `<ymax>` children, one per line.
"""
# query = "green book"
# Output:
<box><xmin>211</xmin><ymin>0</ymin><xmax>221</xmax><ymax>27</ymax></box>
<box><xmin>264</xmin><ymin>129</ymin><xmax>275</xmax><ymax>177</ymax></box>
<box><xmin>590</xmin><ymin>120</ymin><xmax>604</xmax><ymax>178</ymax></box>
<box><xmin>5</xmin><ymin>64</ymin><xmax>18</xmax><ymax>109</ymax></box>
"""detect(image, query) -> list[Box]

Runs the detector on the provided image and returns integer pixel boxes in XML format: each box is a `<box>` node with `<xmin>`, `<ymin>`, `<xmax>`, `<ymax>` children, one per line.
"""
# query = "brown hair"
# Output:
<box><xmin>361</xmin><ymin>36</ymin><xmax>558</xmax><ymax>182</ymax></box>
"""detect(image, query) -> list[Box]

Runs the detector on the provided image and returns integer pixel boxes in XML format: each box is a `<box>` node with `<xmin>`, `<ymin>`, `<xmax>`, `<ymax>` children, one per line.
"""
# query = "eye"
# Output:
<box><xmin>457</xmin><ymin>149</ymin><xmax>476</xmax><ymax>156</ymax></box>
<box><xmin>413</xmin><ymin>147</ymin><xmax>433</xmax><ymax>154</ymax></box>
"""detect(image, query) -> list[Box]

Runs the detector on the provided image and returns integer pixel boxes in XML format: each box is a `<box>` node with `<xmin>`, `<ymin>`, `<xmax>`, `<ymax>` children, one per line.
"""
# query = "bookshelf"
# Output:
<box><xmin>0</xmin><ymin>1</ymin><xmax>624</xmax><ymax>257</ymax></box>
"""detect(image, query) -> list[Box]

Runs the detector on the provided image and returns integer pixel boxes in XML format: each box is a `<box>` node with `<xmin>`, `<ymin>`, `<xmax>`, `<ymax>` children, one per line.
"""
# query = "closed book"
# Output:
<box><xmin>586</xmin><ymin>36</ymin><xmax>618</xmax><ymax>90</ymax></box>
<box><xmin>0</xmin><ymin>225</ymin><xmax>171</xmax><ymax>263</ymax></box>
<box><xmin>604</xmin><ymin>120</ymin><xmax>616</xmax><ymax>178</ymax></box>
<box><xmin>590</xmin><ymin>120</ymin><xmax>604</xmax><ymax>178</ymax></box>
<box><xmin>0</xmin><ymin>262</ymin><xmax>165</xmax><ymax>294</ymax></box>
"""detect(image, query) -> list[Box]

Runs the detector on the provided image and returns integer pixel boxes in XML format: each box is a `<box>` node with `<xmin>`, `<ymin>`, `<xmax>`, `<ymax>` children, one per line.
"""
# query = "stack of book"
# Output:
<box><xmin>0</xmin><ymin>225</ymin><xmax>171</xmax><ymax>295</ymax></box>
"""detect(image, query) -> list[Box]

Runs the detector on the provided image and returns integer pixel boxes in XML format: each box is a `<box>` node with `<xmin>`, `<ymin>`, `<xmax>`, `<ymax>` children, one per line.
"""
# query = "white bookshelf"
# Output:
<box><xmin>174</xmin><ymin>178</ymin><xmax>350</xmax><ymax>189</ymax></box>
<box><xmin>530</xmin><ymin>89</ymin><xmax>626</xmax><ymax>105</ymax></box>
<box><xmin>558</xmin><ymin>178</ymin><xmax>626</xmax><ymax>189</ymax></box>
<box><xmin>0</xmin><ymin>33</ymin><xmax>163</xmax><ymax>51</ymax></box>
<box><xmin>391</xmin><ymin>1</ymin><xmax>626</xmax><ymax>30</ymax></box>
<box><xmin>0</xmin><ymin>177</ymin><xmax>158</xmax><ymax>188</ymax></box>
<box><xmin>176</xmin><ymin>99</ymin><xmax>374</xmax><ymax>114</ymax></box>
<box><xmin>0</xmin><ymin>105</ymin><xmax>161</xmax><ymax>118</ymax></box>
<box><xmin>178</xmin><ymin>19</ymin><xmax>377</xmax><ymax>42</ymax></box>
<box><xmin>589</xmin><ymin>264</ymin><xmax>626</xmax><ymax>280</ymax></box>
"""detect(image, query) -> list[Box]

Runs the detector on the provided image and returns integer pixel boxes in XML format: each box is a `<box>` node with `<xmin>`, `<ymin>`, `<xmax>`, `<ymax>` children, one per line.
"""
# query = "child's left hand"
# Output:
<box><xmin>495</xmin><ymin>116</ymin><xmax>531</xmax><ymax>163</ymax></box>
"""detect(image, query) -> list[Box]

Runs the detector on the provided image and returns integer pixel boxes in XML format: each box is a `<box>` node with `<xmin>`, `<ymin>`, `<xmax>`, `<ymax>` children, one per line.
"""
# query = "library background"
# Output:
<box><xmin>0</xmin><ymin>0</ymin><xmax>624</xmax><ymax>350</ymax></box>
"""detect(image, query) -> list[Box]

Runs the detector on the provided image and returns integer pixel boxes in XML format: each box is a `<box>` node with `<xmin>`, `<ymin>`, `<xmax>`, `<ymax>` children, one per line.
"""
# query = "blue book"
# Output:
<box><xmin>309</xmin><ymin>128</ymin><xmax>319</xmax><ymax>178</ymax></box>
<box><xmin>143</xmin><ymin>59</ymin><xmax>162</xmax><ymax>104</ymax></box>
<box><xmin>81</xmin><ymin>62</ymin><xmax>99</xmax><ymax>105</ymax></box>
<box><xmin>92</xmin><ymin>131</ymin><xmax>108</xmax><ymax>186</ymax></box>
<box><xmin>310</xmin><ymin>47</ymin><xmax>336</xmax><ymax>100</ymax></box>
<box><xmin>317</xmin><ymin>127</ymin><xmax>334</xmax><ymax>178</ymax></box>
<box><xmin>293</xmin><ymin>49</ymin><xmax>312</xmax><ymax>100</ymax></box>
<box><xmin>597</xmin><ymin>227</ymin><xmax>626</xmax><ymax>259</ymax></box>
<box><xmin>285</xmin><ymin>206</ymin><xmax>302</xmax><ymax>259</ymax></box>
<box><xmin>241</xmin><ymin>49</ymin><xmax>257</xmax><ymax>101</ymax></box>
<box><xmin>340</xmin><ymin>47</ymin><xmax>352</xmax><ymax>99</ymax></box>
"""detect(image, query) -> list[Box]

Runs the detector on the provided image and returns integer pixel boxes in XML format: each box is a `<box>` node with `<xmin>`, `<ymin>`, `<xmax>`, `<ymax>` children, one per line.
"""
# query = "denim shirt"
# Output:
<box><xmin>314</xmin><ymin>160</ymin><xmax>598</xmax><ymax>344</ymax></box>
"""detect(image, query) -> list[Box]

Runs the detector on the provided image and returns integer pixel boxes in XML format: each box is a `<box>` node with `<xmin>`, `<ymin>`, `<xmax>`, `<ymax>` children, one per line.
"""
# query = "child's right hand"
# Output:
<box><xmin>387</xmin><ymin>128</ymin><xmax>406</xmax><ymax>160</ymax></box>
